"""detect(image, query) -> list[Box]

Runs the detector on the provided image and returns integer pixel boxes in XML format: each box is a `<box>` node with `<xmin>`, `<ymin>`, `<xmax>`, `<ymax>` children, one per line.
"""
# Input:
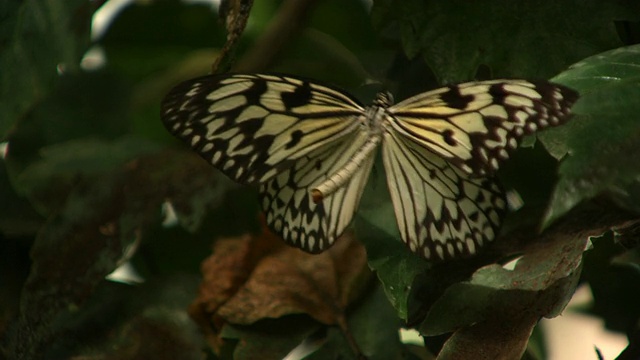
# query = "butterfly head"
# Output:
<box><xmin>374</xmin><ymin>91</ymin><xmax>394</xmax><ymax>108</ymax></box>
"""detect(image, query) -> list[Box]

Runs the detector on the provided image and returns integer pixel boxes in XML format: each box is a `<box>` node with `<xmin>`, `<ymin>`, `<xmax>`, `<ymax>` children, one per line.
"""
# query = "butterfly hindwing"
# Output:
<box><xmin>387</xmin><ymin>80</ymin><xmax>579</xmax><ymax>177</ymax></box>
<box><xmin>161</xmin><ymin>73</ymin><xmax>364</xmax><ymax>185</ymax></box>
<box><xmin>382</xmin><ymin>129</ymin><xmax>506</xmax><ymax>260</ymax></box>
<box><xmin>260</xmin><ymin>132</ymin><xmax>374</xmax><ymax>252</ymax></box>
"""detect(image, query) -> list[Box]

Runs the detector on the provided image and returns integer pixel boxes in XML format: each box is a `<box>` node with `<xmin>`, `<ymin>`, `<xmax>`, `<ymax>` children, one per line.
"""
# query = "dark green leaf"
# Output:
<box><xmin>5</xmin><ymin>71</ymin><xmax>132</xmax><ymax>204</ymax></box>
<box><xmin>303</xmin><ymin>327</ymin><xmax>357</xmax><ymax>360</ymax></box>
<box><xmin>357</xmin><ymin>161</ymin><xmax>430</xmax><ymax>320</ymax></box>
<box><xmin>418</xmin><ymin>208</ymin><xmax>627</xmax><ymax>337</ymax></box>
<box><xmin>5</xmin><ymin>172</ymin><xmax>147</xmax><ymax>359</ymax></box>
<box><xmin>273</xmin><ymin>0</ymin><xmax>389</xmax><ymax>88</ymax></box>
<box><xmin>3</xmin><ymin>149</ymin><xmax>235</xmax><ymax>359</ymax></box>
<box><xmin>582</xmin><ymin>232</ymin><xmax>640</xmax><ymax>333</ymax></box>
<box><xmin>371</xmin><ymin>0</ymin><xmax>639</xmax><ymax>83</ymax></box>
<box><xmin>44</xmin><ymin>276</ymin><xmax>204</xmax><ymax>359</ymax></box>
<box><xmin>0</xmin><ymin>163</ymin><xmax>42</xmax><ymax>237</ymax></box>
<box><xmin>99</xmin><ymin>0</ymin><xmax>224</xmax><ymax>81</ymax></box>
<box><xmin>15</xmin><ymin>136</ymin><xmax>159</xmax><ymax>198</ymax></box>
<box><xmin>0</xmin><ymin>0</ymin><xmax>95</xmax><ymax>138</ymax></box>
<box><xmin>305</xmin><ymin>286</ymin><xmax>405</xmax><ymax>360</ymax></box>
<box><xmin>541</xmin><ymin>44</ymin><xmax>640</xmax><ymax>226</ymax></box>
<box><xmin>346</xmin><ymin>285</ymin><xmax>405</xmax><ymax>360</ymax></box>
<box><xmin>221</xmin><ymin>317</ymin><xmax>321</xmax><ymax>360</ymax></box>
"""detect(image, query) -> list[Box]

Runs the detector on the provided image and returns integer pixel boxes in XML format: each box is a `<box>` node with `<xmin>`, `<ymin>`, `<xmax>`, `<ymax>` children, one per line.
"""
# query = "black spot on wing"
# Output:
<box><xmin>281</xmin><ymin>81</ymin><xmax>313</xmax><ymax>109</ymax></box>
<box><xmin>286</xmin><ymin>130</ymin><xmax>304</xmax><ymax>149</ymax></box>
<box><xmin>488</xmin><ymin>83</ymin><xmax>509</xmax><ymax>103</ymax></box>
<box><xmin>440</xmin><ymin>86</ymin><xmax>474</xmax><ymax>109</ymax></box>
<box><xmin>442</xmin><ymin>129</ymin><xmax>457</xmax><ymax>146</ymax></box>
<box><xmin>245</xmin><ymin>78</ymin><xmax>268</xmax><ymax>104</ymax></box>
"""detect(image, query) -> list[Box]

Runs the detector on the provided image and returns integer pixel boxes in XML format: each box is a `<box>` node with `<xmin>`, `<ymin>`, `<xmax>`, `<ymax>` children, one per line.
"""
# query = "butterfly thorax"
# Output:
<box><xmin>310</xmin><ymin>93</ymin><xmax>392</xmax><ymax>203</ymax></box>
<box><xmin>364</xmin><ymin>91</ymin><xmax>394</xmax><ymax>135</ymax></box>
<box><xmin>373</xmin><ymin>91</ymin><xmax>394</xmax><ymax>108</ymax></box>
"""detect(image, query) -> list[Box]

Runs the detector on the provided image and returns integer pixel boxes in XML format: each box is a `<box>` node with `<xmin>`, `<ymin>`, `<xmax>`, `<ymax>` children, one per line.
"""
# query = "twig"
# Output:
<box><xmin>233</xmin><ymin>0</ymin><xmax>319</xmax><ymax>72</ymax></box>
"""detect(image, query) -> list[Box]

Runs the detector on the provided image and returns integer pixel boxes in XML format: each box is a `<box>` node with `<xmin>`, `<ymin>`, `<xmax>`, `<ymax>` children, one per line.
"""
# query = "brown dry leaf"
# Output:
<box><xmin>189</xmin><ymin>222</ymin><xmax>371</xmax><ymax>350</ymax></box>
<box><xmin>436</xmin><ymin>314</ymin><xmax>539</xmax><ymax>360</ymax></box>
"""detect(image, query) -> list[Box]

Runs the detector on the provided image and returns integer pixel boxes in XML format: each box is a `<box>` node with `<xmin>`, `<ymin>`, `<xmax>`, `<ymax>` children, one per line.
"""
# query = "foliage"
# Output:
<box><xmin>2</xmin><ymin>0</ymin><xmax>640</xmax><ymax>359</ymax></box>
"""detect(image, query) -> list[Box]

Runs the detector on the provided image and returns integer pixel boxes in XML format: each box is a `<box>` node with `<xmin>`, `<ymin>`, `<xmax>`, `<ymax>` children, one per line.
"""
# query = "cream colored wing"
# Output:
<box><xmin>161</xmin><ymin>73</ymin><xmax>365</xmax><ymax>185</ymax></box>
<box><xmin>387</xmin><ymin>80</ymin><xmax>578</xmax><ymax>177</ymax></box>
<box><xmin>382</xmin><ymin>129</ymin><xmax>506</xmax><ymax>260</ymax></box>
<box><xmin>260</xmin><ymin>132</ymin><xmax>374</xmax><ymax>252</ymax></box>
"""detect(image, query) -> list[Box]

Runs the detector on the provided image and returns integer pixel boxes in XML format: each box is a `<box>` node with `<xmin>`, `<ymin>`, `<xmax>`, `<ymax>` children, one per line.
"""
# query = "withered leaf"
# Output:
<box><xmin>436</xmin><ymin>314</ymin><xmax>539</xmax><ymax>360</ymax></box>
<box><xmin>189</xmin><ymin>224</ymin><xmax>371</xmax><ymax>351</ymax></box>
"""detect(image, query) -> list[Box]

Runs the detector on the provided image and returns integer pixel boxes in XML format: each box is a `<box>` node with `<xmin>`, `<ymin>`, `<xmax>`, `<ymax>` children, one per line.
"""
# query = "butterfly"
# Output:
<box><xmin>161</xmin><ymin>73</ymin><xmax>578</xmax><ymax>261</ymax></box>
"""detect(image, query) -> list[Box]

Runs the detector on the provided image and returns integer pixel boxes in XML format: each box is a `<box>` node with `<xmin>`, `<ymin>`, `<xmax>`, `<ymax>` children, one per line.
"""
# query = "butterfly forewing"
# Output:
<box><xmin>382</xmin><ymin>129</ymin><xmax>506</xmax><ymax>260</ymax></box>
<box><xmin>161</xmin><ymin>74</ymin><xmax>364</xmax><ymax>185</ymax></box>
<box><xmin>260</xmin><ymin>132</ymin><xmax>374</xmax><ymax>252</ymax></box>
<box><xmin>387</xmin><ymin>80</ymin><xmax>579</xmax><ymax>177</ymax></box>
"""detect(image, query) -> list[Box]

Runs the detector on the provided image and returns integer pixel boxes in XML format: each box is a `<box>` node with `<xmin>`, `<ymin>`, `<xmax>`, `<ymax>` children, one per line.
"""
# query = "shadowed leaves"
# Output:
<box><xmin>412</xmin><ymin>207</ymin><xmax>638</xmax><ymax>359</ymax></box>
<box><xmin>3</xmin><ymin>151</ymin><xmax>231</xmax><ymax>359</ymax></box>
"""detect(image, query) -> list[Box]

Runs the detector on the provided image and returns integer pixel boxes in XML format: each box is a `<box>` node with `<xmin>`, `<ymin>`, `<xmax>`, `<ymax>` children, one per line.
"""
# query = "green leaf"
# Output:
<box><xmin>371</xmin><ymin>0</ymin><xmax>639</xmax><ymax>83</ymax></box>
<box><xmin>346</xmin><ymin>285</ymin><xmax>405</xmax><ymax>360</ymax></box>
<box><xmin>303</xmin><ymin>327</ymin><xmax>357</xmax><ymax>360</ymax></box>
<box><xmin>305</xmin><ymin>286</ymin><xmax>405</xmax><ymax>360</ymax></box>
<box><xmin>130</xmin><ymin>151</ymin><xmax>251</xmax><ymax>277</ymax></box>
<box><xmin>418</xmin><ymin>208</ymin><xmax>618</xmax><ymax>337</ymax></box>
<box><xmin>0</xmin><ymin>0</ymin><xmax>95</xmax><ymax>138</ymax></box>
<box><xmin>7</xmin><ymin>136</ymin><xmax>158</xmax><ymax>217</ymax></box>
<box><xmin>220</xmin><ymin>317</ymin><xmax>320</xmax><ymax>360</ymax></box>
<box><xmin>540</xmin><ymin>44</ymin><xmax>640</xmax><ymax>227</ymax></box>
<box><xmin>16</xmin><ymin>136</ymin><xmax>159</xmax><ymax>197</ymax></box>
<box><xmin>309</xmin><ymin>0</ymin><xmax>380</xmax><ymax>57</ymax></box>
<box><xmin>582</xmin><ymin>232</ymin><xmax>640</xmax><ymax>333</ymax></box>
<box><xmin>276</xmin><ymin>30</ymin><xmax>373</xmax><ymax>89</ymax></box>
<box><xmin>6</xmin><ymin>71</ymin><xmax>131</xmax><ymax>172</ymax></box>
<box><xmin>0</xmin><ymin>226</ymin><xmax>33</xmax><ymax>342</ymax></box>
<box><xmin>0</xmin><ymin>163</ymin><xmax>43</xmax><ymax>237</ymax></box>
<box><xmin>44</xmin><ymin>276</ymin><xmax>204</xmax><ymax>359</ymax></box>
<box><xmin>98</xmin><ymin>0</ymin><xmax>224</xmax><ymax>81</ymax></box>
<box><xmin>5</xmin><ymin>172</ymin><xmax>149</xmax><ymax>359</ymax></box>
<box><xmin>274</xmin><ymin>0</ymin><xmax>389</xmax><ymax>88</ymax></box>
<box><xmin>4</xmin><ymin>71</ymin><xmax>136</xmax><ymax>213</ymax></box>
<box><xmin>356</xmin><ymin>160</ymin><xmax>430</xmax><ymax>320</ymax></box>
<box><xmin>3</xmin><ymin>150</ymin><xmax>237</xmax><ymax>359</ymax></box>
<box><xmin>97</xmin><ymin>1</ymin><xmax>227</xmax><ymax>143</ymax></box>
<box><xmin>588</xmin><ymin>262</ymin><xmax>640</xmax><ymax>332</ymax></box>
<box><xmin>497</xmin><ymin>145</ymin><xmax>561</xmax><ymax>232</ymax></box>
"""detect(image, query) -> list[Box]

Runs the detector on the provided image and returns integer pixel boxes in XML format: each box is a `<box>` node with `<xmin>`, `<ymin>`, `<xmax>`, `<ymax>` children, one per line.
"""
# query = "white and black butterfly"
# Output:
<box><xmin>161</xmin><ymin>73</ymin><xmax>578</xmax><ymax>260</ymax></box>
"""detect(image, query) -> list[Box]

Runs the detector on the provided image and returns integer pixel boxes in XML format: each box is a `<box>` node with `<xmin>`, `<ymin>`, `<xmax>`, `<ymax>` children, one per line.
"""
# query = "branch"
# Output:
<box><xmin>233</xmin><ymin>0</ymin><xmax>319</xmax><ymax>72</ymax></box>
